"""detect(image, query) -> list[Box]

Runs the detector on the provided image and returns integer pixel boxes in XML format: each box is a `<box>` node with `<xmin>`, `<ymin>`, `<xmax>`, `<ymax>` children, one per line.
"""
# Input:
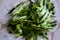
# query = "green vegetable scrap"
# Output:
<box><xmin>8</xmin><ymin>0</ymin><xmax>56</xmax><ymax>40</ymax></box>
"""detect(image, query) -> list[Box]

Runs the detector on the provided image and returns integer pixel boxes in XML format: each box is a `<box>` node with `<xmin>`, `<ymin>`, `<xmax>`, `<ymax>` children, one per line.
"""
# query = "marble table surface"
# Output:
<box><xmin>0</xmin><ymin>0</ymin><xmax>60</xmax><ymax>40</ymax></box>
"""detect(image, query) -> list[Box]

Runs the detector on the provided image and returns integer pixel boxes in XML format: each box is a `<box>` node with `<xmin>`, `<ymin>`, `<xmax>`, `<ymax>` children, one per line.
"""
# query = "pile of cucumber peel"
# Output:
<box><xmin>8</xmin><ymin>0</ymin><xmax>56</xmax><ymax>40</ymax></box>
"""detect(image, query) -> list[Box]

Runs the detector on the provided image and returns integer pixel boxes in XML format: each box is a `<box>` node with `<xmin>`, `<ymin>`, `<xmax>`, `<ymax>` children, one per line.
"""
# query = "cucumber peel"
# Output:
<box><xmin>8</xmin><ymin>0</ymin><xmax>56</xmax><ymax>40</ymax></box>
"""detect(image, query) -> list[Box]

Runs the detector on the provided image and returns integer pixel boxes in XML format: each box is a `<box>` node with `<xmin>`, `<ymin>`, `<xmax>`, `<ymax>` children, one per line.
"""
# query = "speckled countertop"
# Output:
<box><xmin>0</xmin><ymin>0</ymin><xmax>60</xmax><ymax>40</ymax></box>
